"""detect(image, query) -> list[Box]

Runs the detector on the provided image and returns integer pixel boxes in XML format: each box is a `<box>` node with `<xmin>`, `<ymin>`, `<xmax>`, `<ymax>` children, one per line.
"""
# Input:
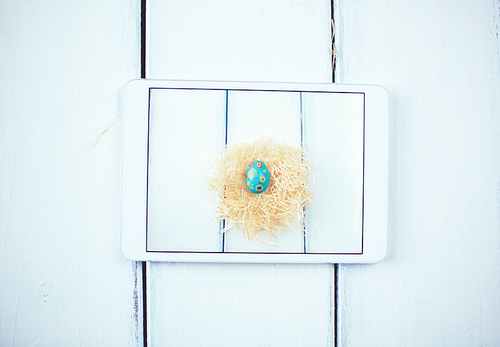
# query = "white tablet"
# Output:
<box><xmin>121</xmin><ymin>80</ymin><xmax>388</xmax><ymax>263</ymax></box>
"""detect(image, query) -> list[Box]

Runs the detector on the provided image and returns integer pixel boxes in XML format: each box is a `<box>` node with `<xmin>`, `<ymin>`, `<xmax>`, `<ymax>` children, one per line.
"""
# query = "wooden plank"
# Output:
<box><xmin>225</xmin><ymin>90</ymin><xmax>304</xmax><ymax>252</ymax></box>
<box><xmin>147</xmin><ymin>89</ymin><xmax>226</xmax><ymax>251</ymax></box>
<box><xmin>335</xmin><ymin>0</ymin><xmax>500</xmax><ymax>345</ymax></box>
<box><xmin>303</xmin><ymin>92</ymin><xmax>364</xmax><ymax>253</ymax></box>
<box><xmin>0</xmin><ymin>1</ymin><xmax>142</xmax><ymax>345</ymax></box>
<box><xmin>149</xmin><ymin>263</ymin><xmax>334</xmax><ymax>346</ymax></box>
<box><xmin>147</xmin><ymin>0</ymin><xmax>332</xmax><ymax>83</ymax></box>
<box><xmin>146</xmin><ymin>0</ymin><xmax>334</xmax><ymax>345</ymax></box>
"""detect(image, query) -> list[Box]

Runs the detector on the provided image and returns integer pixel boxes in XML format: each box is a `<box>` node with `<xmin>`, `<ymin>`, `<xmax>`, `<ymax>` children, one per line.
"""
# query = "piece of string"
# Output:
<box><xmin>92</xmin><ymin>112</ymin><xmax>122</xmax><ymax>147</ymax></box>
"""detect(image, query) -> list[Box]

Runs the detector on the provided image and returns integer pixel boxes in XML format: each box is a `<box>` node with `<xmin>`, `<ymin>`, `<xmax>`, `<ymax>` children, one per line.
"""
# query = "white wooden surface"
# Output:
<box><xmin>4</xmin><ymin>0</ymin><xmax>497</xmax><ymax>345</ymax></box>
<box><xmin>335</xmin><ymin>0</ymin><xmax>500</xmax><ymax>345</ymax></box>
<box><xmin>146</xmin><ymin>0</ymin><xmax>334</xmax><ymax>345</ymax></box>
<box><xmin>0</xmin><ymin>1</ymin><xmax>142</xmax><ymax>345</ymax></box>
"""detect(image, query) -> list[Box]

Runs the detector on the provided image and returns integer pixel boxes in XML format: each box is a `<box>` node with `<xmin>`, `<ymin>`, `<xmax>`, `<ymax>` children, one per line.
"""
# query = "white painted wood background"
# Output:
<box><xmin>334</xmin><ymin>0</ymin><xmax>500</xmax><ymax>345</ymax></box>
<box><xmin>1</xmin><ymin>0</ymin><xmax>499</xmax><ymax>346</ymax></box>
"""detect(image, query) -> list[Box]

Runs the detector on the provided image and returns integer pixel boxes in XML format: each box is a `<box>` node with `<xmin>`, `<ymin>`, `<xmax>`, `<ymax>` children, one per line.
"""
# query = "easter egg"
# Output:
<box><xmin>245</xmin><ymin>160</ymin><xmax>270</xmax><ymax>194</ymax></box>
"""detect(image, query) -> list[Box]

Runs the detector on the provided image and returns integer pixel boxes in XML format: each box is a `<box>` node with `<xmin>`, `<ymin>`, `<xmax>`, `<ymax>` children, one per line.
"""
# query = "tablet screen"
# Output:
<box><xmin>147</xmin><ymin>87</ymin><xmax>364</xmax><ymax>254</ymax></box>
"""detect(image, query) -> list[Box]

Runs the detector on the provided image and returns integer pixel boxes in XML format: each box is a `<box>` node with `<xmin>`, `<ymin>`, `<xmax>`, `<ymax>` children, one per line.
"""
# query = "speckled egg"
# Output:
<box><xmin>245</xmin><ymin>160</ymin><xmax>270</xmax><ymax>194</ymax></box>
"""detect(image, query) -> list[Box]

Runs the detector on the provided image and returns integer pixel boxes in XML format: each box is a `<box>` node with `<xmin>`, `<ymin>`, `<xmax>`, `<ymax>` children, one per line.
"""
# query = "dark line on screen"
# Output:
<box><xmin>141</xmin><ymin>1</ymin><xmax>148</xmax><ymax>346</ymax></box>
<box><xmin>222</xmin><ymin>90</ymin><xmax>229</xmax><ymax>252</ymax></box>
<box><xmin>300</xmin><ymin>92</ymin><xmax>307</xmax><ymax>254</ymax></box>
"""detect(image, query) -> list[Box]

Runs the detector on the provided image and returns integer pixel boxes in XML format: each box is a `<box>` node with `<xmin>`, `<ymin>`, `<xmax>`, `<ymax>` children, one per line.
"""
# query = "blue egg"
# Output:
<box><xmin>245</xmin><ymin>160</ymin><xmax>270</xmax><ymax>194</ymax></box>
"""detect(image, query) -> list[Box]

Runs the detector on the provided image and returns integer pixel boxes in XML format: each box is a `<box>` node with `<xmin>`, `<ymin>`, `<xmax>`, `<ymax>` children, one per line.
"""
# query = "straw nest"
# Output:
<box><xmin>206</xmin><ymin>137</ymin><xmax>313</xmax><ymax>243</ymax></box>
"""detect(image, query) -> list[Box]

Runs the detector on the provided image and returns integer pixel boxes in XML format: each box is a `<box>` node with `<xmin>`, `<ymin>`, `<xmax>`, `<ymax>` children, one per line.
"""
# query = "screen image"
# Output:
<box><xmin>146</xmin><ymin>88</ymin><xmax>365</xmax><ymax>254</ymax></box>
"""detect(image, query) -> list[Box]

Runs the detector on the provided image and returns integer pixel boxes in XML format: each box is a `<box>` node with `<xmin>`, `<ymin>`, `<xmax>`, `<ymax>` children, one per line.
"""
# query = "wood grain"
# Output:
<box><xmin>146</xmin><ymin>0</ymin><xmax>334</xmax><ymax>345</ymax></box>
<box><xmin>335</xmin><ymin>0</ymin><xmax>500</xmax><ymax>345</ymax></box>
<box><xmin>0</xmin><ymin>1</ymin><xmax>142</xmax><ymax>345</ymax></box>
